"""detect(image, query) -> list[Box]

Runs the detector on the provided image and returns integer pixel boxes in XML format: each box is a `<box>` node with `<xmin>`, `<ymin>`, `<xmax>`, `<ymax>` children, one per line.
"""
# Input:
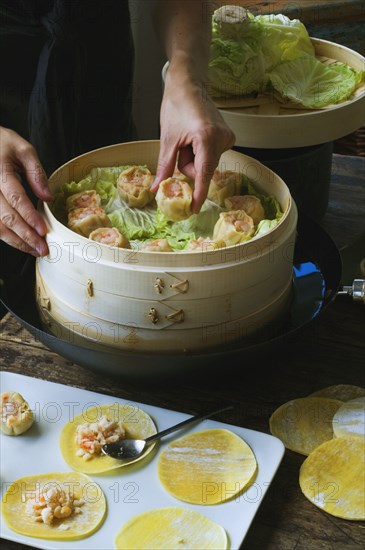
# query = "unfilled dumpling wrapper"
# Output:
<box><xmin>114</xmin><ymin>507</ymin><xmax>228</xmax><ymax>550</ymax></box>
<box><xmin>332</xmin><ymin>397</ymin><xmax>365</xmax><ymax>438</ymax></box>
<box><xmin>1</xmin><ymin>471</ymin><xmax>106</xmax><ymax>540</ymax></box>
<box><xmin>309</xmin><ymin>384</ymin><xmax>365</xmax><ymax>402</ymax></box>
<box><xmin>158</xmin><ymin>428</ymin><xmax>257</xmax><ymax>505</ymax></box>
<box><xmin>224</xmin><ymin>195</ymin><xmax>265</xmax><ymax>225</ymax></box>
<box><xmin>299</xmin><ymin>436</ymin><xmax>365</xmax><ymax>520</ymax></box>
<box><xmin>117</xmin><ymin>166</ymin><xmax>155</xmax><ymax>208</ymax></box>
<box><xmin>60</xmin><ymin>403</ymin><xmax>157</xmax><ymax>474</ymax></box>
<box><xmin>67</xmin><ymin>207</ymin><xmax>111</xmax><ymax>237</ymax></box>
<box><xmin>207</xmin><ymin>169</ymin><xmax>243</xmax><ymax>206</ymax></box>
<box><xmin>141</xmin><ymin>239</ymin><xmax>173</xmax><ymax>252</ymax></box>
<box><xmin>0</xmin><ymin>391</ymin><xmax>34</xmax><ymax>435</ymax></box>
<box><xmin>213</xmin><ymin>210</ymin><xmax>254</xmax><ymax>245</ymax></box>
<box><xmin>269</xmin><ymin>397</ymin><xmax>343</xmax><ymax>456</ymax></box>
<box><xmin>65</xmin><ymin>190</ymin><xmax>101</xmax><ymax>211</ymax></box>
<box><xmin>89</xmin><ymin>227</ymin><xmax>131</xmax><ymax>249</ymax></box>
<box><xmin>155</xmin><ymin>177</ymin><xmax>193</xmax><ymax>221</ymax></box>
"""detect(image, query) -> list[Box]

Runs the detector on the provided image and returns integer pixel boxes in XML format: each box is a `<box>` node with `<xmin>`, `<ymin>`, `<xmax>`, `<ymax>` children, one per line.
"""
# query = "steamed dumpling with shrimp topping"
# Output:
<box><xmin>117</xmin><ymin>166</ymin><xmax>155</xmax><ymax>208</ymax></box>
<box><xmin>141</xmin><ymin>239</ymin><xmax>173</xmax><ymax>252</ymax></box>
<box><xmin>207</xmin><ymin>169</ymin><xmax>243</xmax><ymax>206</ymax></box>
<box><xmin>224</xmin><ymin>195</ymin><xmax>265</xmax><ymax>225</ymax></box>
<box><xmin>68</xmin><ymin>207</ymin><xmax>112</xmax><ymax>237</ymax></box>
<box><xmin>186</xmin><ymin>237</ymin><xmax>224</xmax><ymax>252</ymax></box>
<box><xmin>213</xmin><ymin>210</ymin><xmax>255</xmax><ymax>245</ymax></box>
<box><xmin>155</xmin><ymin>177</ymin><xmax>193</xmax><ymax>221</ymax></box>
<box><xmin>65</xmin><ymin>190</ymin><xmax>101</xmax><ymax>211</ymax></box>
<box><xmin>89</xmin><ymin>227</ymin><xmax>131</xmax><ymax>249</ymax></box>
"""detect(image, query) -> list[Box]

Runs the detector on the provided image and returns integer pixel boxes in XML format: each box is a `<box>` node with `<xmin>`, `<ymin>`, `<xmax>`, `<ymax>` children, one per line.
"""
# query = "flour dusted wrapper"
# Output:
<box><xmin>269</xmin><ymin>397</ymin><xmax>343</xmax><ymax>455</ymax></box>
<box><xmin>309</xmin><ymin>384</ymin><xmax>365</xmax><ymax>402</ymax></box>
<box><xmin>1</xmin><ymin>472</ymin><xmax>106</xmax><ymax>540</ymax></box>
<box><xmin>114</xmin><ymin>507</ymin><xmax>228</xmax><ymax>550</ymax></box>
<box><xmin>332</xmin><ymin>397</ymin><xmax>365</xmax><ymax>438</ymax></box>
<box><xmin>158</xmin><ymin>428</ymin><xmax>257</xmax><ymax>505</ymax></box>
<box><xmin>299</xmin><ymin>436</ymin><xmax>365</xmax><ymax>520</ymax></box>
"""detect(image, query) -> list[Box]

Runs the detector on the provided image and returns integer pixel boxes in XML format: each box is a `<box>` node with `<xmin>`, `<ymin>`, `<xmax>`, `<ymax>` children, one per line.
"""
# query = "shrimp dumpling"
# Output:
<box><xmin>141</xmin><ymin>239</ymin><xmax>173</xmax><ymax>253</ymax></box>
<box><xmin>224</xmin><ymin>195</ymin><xmax>265</xmax><ymax>225</ymax></box>
<box><xmin>117</xmin><ymin>166</ymin><xmax>155</xmax><ymax>208</ymax></box>
<box><xmin>68</xmin><ymin>207</ymin><xmax>112</xmax><ymax>237</ymax></box>
<box><xmin>207</xmin><ymin>170</ymin><xmax>243</xmax><ymax>206</ymax></box>
<box><xmin>89</xmin><ymin>227</ymin><xmax>131</xmax><ymax>249</ymax></box>
<box><xmin>186</xmin><ymin>237</ymin><xmax>224</xmax><ymax>252</ymax></box>
<box><xmin>66</xmin><ymin>190</ymin><xmax>101</xmax><ymax>211</ymax></box>
<box><xmin>155</xmin><ymin>177</ymin><xmax>193</xmax><ymax>221</ymax></box>
<box><xmin>213</xmin><ymin>210</ymin><xmax>255</xmax><ymax>245</ymax></box>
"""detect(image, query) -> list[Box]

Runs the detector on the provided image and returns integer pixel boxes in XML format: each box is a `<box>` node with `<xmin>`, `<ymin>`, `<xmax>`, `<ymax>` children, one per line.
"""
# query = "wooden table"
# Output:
<box><xmin>1</xmin><ymin>154</ymin><xmax>364</xmax><ymax>549</ymax></box>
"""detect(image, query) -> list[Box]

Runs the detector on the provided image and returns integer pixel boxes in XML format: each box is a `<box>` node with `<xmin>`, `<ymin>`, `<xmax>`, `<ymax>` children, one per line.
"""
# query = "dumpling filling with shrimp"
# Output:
<box><xmin>213</xmin><ymin>210</ymin><xmax>255</xmax><ymax>245</ymax></box>
<box><xmin>89</xmin><ymin>227</ymin><xmax>130</xmax><ymax>248</ymax></box>
<box><xmin>207</xmin><ymin>170</ymin><xmax>243</xmax><ymax>206</ymax></box>
<box><xmin>67</xmin><ymin>207</ymin><xmax>112</xmax><ymax>237</ymax></box>
<box><xmin>65</xmin><ymin>190</ymin><xmax>101</xmax><ymax>211</ymax></box>
<box><xmin>224</xmin><ymin>195</ymin><xmax>265</xmax><ymax>225</ymax></box>
<box><xmin>155</xmin><ymin>177</ymin><xmax>193</xmax><ymax>221</ymax></box>
<box><xmin>117</xmin><ymin>166</ymin><xmax>155</xmax><ymax>208</ymax></box>
<box><xmin>141</xmin><ymin>239</ymin><xmax>173</xmax><ymax>253</ymax></box>
<box><xmin>186</xmin><ymin>237</ymin><xmax>223</xmax><ymax>252</ymax></box>
<box><xmin>75</xmin><ymin>414</ymin><xmax>126</xmax><ymax>461</ymax></box>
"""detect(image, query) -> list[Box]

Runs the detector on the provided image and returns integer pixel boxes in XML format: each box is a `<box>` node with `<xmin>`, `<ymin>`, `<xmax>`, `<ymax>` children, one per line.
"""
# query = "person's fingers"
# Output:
<box><xmin>0</xmin><ymin>222</ymin><xmax>38</xmax><ymax>256</ymax></box>
<box><xmin>0</xmin><ymin>191</ymin><xmax>48</xmax><ymax>256</ymax></box>
<box><xmin>190</xmin><ymin>142</ymin><xmax>220</xmax><ymax>213</ymax></box>
<box><xmin>12</xmin><ymin>142</ymin><xmax>53</xmax><ymax>201</ymax></box>
<box><xmin>151</xmin><ymin>139</ymin><xmax>179</xmax><ymax>192</ymax></box>
<box><xmin>177</xmin><ymin>145</ymin><xmax>196</xmax><ymax>180</ymax></box>
<box><xmin>0</xmin><ymin>173</ymin><xmax>48</xmax><ymax>237</ymax></box>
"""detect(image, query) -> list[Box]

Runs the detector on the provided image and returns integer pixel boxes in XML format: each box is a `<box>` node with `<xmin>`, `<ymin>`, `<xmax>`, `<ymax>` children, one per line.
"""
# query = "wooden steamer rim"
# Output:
<box><xmin>212</xmin><ymin>38</ymin><xmax>365</xmax><ymax>148</ymax></box>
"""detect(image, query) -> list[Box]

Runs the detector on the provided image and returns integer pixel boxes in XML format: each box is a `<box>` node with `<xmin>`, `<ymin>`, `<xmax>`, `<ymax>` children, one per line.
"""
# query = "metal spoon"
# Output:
<box><xmin>102</xmin><ymin>404</ymin><xmax>233</xmax><ymax>460</ymax></box>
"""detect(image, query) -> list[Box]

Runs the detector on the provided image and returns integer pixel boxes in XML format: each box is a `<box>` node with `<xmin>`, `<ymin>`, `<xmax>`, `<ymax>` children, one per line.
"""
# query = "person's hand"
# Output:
<box><xmin>151</xmin><ymin>75</ymin><xmax>235</xmax><ymax>213</ymax></box>
<box><xmin>0</xmin><ymin>127</ymin><xmax>53</xmax><ymax>256</ymax></box>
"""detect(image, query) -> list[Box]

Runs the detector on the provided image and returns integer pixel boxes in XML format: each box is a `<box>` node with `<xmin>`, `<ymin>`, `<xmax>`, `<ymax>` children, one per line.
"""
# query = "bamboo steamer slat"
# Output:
<box><xmin>214</xmin><ymin>38</ymin><xmax>365</xmax><ymax>148</ymax></box>
<box><xmin>37</xmin><ymin>140</ymin><xmax>297</xmax><ymax>353</ymax></box>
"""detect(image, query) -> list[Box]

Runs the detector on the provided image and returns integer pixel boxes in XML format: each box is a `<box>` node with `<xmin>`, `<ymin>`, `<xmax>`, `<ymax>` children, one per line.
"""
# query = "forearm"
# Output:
<box><xmin>152</xmin><ymin>0</ymin><xmax>214</xmax><ymax>84</ymax></box>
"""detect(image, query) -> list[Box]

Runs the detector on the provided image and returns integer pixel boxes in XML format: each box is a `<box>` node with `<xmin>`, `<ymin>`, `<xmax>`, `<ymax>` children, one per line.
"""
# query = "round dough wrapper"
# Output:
<box><xmin>309</xmin><ymin>384</ymin><xmax>365</xmax><ymax>402</ymax></box>
<box><xmin>299</xmin><ymin>436</ymin><xmax>365</xmax><ymax>520</ymax></box>
<box><xmin>60</xmin><ymin>404</ymin><xmax>157</xmax><ymax>474</ymax></box>
<box><xmin>114</xmin><ymin>507</ymin><xmax>228</xmax><ymax>550</ymax></box>
<box><xmin>332</xmin><ymin>397</ymin><xmax>365</xmax><ymax>438</ymax></box>
<box><xmin>269</xmin><ymin>397</ymin><xmax>343</xmax><ymax>456</ymax></box>
<box><xmin>158</xmin><ymin>428</ymin><xmax>257</xmax><ymax>505</ymax></box>
<box><xmin>1</xmin><ymin>471</ymin><xmax>106</xmax><ymax>540</ymax></box>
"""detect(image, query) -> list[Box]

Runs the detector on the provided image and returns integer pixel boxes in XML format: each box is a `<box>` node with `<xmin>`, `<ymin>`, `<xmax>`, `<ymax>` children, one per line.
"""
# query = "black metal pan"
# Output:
<box><xmin>0</xmin><ymin>211</ymin><xmax>342</xmax><ymax>378</ymax></box>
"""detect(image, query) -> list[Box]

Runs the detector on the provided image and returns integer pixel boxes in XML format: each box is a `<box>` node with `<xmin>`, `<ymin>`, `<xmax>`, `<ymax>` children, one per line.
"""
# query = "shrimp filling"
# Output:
<box><xmin>75</xmin><ymin>415</ymin><xmax>126</xmax><ymax>460</ymax></box>
<box><xmin>25</xmin><ymin>487</ymin><xmax>84</xmax><ymax>526</ymax></box>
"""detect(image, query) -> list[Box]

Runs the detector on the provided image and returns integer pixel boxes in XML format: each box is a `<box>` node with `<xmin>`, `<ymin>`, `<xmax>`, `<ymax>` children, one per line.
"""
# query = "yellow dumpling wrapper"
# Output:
<box><xmin>114</xmin><ymin>507</ymin><xmax>228</xmax><ymax>550</ymax></box>
<box><xmin>1</xmin><ymin>471</ymin><xmax>106</xmax><ymax>540</ymax></box>
<box><xmin>60</xmin><ymin>403</ymin><xmax>157</xmax><ymax>474</ymax></box>
<box><xmin>309</xmin><ymin>384</ymin><xmax>365</xmax><ymax>402</ymax></box>
<box><xmin>269</xmin><ymin>397</ymin><xmax>343</xmax><ymax>456</ymax></box>
<box><xmin>213</xmin><ymin>210</ymin><xmax>254</xmax><ymax>246</ymax></box>
<box><xmin>117</xmin><ymin>166</ymin><xmax>155</xmax><ymax>208</ymax></box>
<box><xmin>332</xmin><ymin>397</ymin><xmax>365</xmax><ymax>438</ymax></box>
<box><xmin>158</xmin><ymin>428</ymin><xmax>257</xmax><ymax>505</ymax></box>
<box><xmin>155</xmin><ymin>177</ymin><xmax>193</xmax><ymax>221</ymax></box>
<box><xmin>207</xmin><ymin>169</ymin><xmax>243</xmax><ymax>206</ymax></box>
<box><xmin>299</xmin><ymin>436</ymin><xmax>365</xmax><ymax>520</ymax></box>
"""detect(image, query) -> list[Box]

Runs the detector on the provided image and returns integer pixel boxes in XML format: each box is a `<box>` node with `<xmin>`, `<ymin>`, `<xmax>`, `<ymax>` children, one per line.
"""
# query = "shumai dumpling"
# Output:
<box><xmin>207</xmin><ymin>170</ymin><xmax>243</xmax><ymax>206</ymax></box>
<box><xmin>66</xmin><ymin>190</ymin><xmax>101</xmax><ymax>211</ymax></box>
<box><xmin>89</xmin><ymin>227</ymin><xmax>131</xmax><ymax>249</ymax></box>
<box><xmin>224</xmin><ymin>195</ymin><xmax>265</xmax><ymax>225</ymax></box>
<box><xmin>155</xmin><ymin>177</ymin><xmax>193</xmax><ymax>221</ymax></box>
<box><xmin>141</xmin><ymin>239</ymin><xmax>173</xmax><ymax>252</ymax></box>
<box><xmin>68</xmin><ymin>207</ymin><xmax>111</xmax><ymax>237</ymax></box>
<box><xmin>117</xmin><ymin>166</ymin><xmax>155</xmax><ymax>208</ymax></box>
<box><xmin>213</xmin><ymin>210</ymin><xmax>255</xmax><ymax>245</ymax></box>
<box><xmin>186</xmin><ymin>237</ymin><xmax>224</xmax><ymax>252</ymax></box>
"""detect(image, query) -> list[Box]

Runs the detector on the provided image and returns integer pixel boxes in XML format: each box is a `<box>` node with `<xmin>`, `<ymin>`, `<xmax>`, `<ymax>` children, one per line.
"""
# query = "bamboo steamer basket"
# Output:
<box><xmin>213</xmin><ymin>38</ymin><xmax>365</xmax><ymax>148</ymax></box>
<box><xmin>36</xmin><ymin>140</ymin><xmax>297</xmax><ymax>353</ymax></box>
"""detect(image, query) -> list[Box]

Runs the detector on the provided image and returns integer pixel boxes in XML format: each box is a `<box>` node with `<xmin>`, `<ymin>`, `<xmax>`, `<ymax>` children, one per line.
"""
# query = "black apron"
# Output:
<box><xmin>0</xmin><ymin>0</ymin><xmax>136</xmax><ymax>175</ymax></box>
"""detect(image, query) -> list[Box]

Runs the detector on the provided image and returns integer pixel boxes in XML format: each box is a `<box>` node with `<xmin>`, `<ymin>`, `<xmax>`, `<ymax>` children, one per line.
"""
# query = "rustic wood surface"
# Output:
<box><xmin>0</xmin><ymin>153</ymin><xmax>364</xmax><ymax>549</ymax></box>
